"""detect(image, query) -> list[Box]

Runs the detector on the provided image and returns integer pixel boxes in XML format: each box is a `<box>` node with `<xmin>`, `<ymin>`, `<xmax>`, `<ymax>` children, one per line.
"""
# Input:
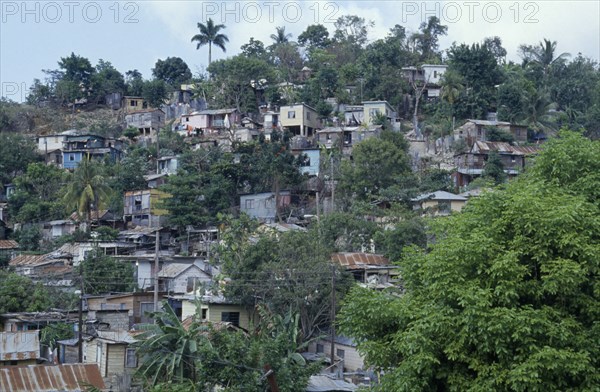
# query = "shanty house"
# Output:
<box><xmin>0</xmin><ymin>331</ymin><xmax>40</xmax><ymax>366</ymax></box>
<box><xmin>412</xmin><ymin>191</ymin><xmax>468</xmax><ymax>216</ymax></box>
<box><xmin>158</xmin><ymin>263</ymin><xmax>213</xmax><ymax>294</ymax></box>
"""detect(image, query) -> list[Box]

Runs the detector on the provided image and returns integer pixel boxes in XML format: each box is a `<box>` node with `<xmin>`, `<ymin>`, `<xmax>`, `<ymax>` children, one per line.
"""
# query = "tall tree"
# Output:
<box><xmin>339</xmin><ymin>131</ymin><xmax>600</xmax><ymax>391</ymax></box>
<box><xmin>411</xmin><ymin>16</ymin><xmax>448</xmax><ymax>61</ymax></box>
<box><xmin>63</xmin><ymin>158</ymin><xmax>112</xmax><ymax>232</ymax></box>
<box><xmin>152</xmin><ymin>57</ymin><xmax>193</xmax><ymax>88</ymax></box>
<box><xmin>270</xmin><ymin>26</ymin><xmax>292</xmax><ymax>45</ymax></box>
<box><xmin>191</xmin><ymin>18</ymin><xmax>229</xmax><ymax>65</ymax></box>
<box><xmin>520</xmin><ymin>38</ymin><xmax>570</xmax><ymax>76</ymax></box>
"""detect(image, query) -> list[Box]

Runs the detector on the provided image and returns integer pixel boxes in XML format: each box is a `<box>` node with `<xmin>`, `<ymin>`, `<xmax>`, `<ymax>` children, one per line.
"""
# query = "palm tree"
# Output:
<box><xmin>63</xmin><ymin>157</ymin><xmax>112</xmax><ymax>232</ymax></box>
<box><xmin>135</xmin><ymin>302</ymin><xmax>211</xmax><ymax>385</ymax></box>
<box><xmin>535</xmin><ymin>38</ymin><xmax>570</xmax><ymax>75</ymax></box>
<box><xmin>518</xmin><ymin>88</ymin><xmax>558</xmax><ymax>135</ymax></box>
<box><xmin>191</xmin><ymin>18</ymin><xmax>229</xmax><ymax>65</ymax></box>
<box><xmin>270</xmin><ymin>26</ymin><xmax>292</xmax><ymax>45</ymax></box>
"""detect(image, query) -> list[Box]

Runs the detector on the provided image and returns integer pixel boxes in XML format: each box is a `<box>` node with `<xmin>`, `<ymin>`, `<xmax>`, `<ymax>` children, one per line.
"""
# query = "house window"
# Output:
<box><xmin>288</xmin><ymin>110</ymin><xmax>296</xmax><ymax>119</ymax></box>
<box><xmin>140</xmin><ymin>302</ymin><xmax>154</xmax><ymax>324</ymax></box>
<box><xmin>265</xmin><ymin>198</ymin><xmax>274</xmax><ymax>209</ymax></box>
<box><xmin>221</xmin><ymin>311</ymin><xmax>240</xmax><ymax>327</ymax></box>
<box><xmin>511</xmin><ymin>156</ymin><xmax>516</xmax><ymax>163</ymax></box>
<box><xmin>125</xmin><ymin>348</ymin><xmax>137</xmax><ymax>368</ymax></box>
<box><xmin>336</xmin><ymin>349</ymin><xmax>345</xmax><ymax>359</ymax></box>
<box><xmin>434</xmin><ymin>70</ymin><xmax>438</xmax><ymax>78</ymax></box>
<box><xmin>438</xmin><ymin>200</ymin><xmax>451</xmax><ymax>214</ymax></box>
<box><xmin>186</xmin><ymin>117</ymin><xmax>189</xmax><ymax>122</ymax></box>
<box><xmin>316</xmin><ymin>344</ymin><xmax>324</xmax><ymax>353</ymax></box>
<box><xmin>201</xmin><ymin>308</ymin><xmax>208</xmax><ymax>320</ymax></box>
<box><xmin>306</xmin><ymin>111</ymin><xmax>311</xmax><ymax>120</ymax></box>
<box><xmin>69</xmin><ymin>155</ymin><xmax>75</xmax><ymax>161</ymax></box>
<box><xmin>96</xmin><ymin>342</ymin><xmax>103</xmax><ymax>364</ymax></box>
<box><xmin>130</xmin><ymin>100</ymin><xmax>137</xmax><ymax>107</ymax></box>
<box><xmin>301</xmin><ymin>156</ymin><xmax>310</xmax><ymax>167</ymax></box>
<box><xmin>245</xmin><ymin>199</ymin><xmax>254</xmax><ymax>209</ymax></box>
<box><xmin>369</xmin><ymin>108</ymin><xmax>380</xmax><ymax>118</ymax></box>
<box><xmin>187</xmin><ymin>277</ymin><xmax>202</xmax><ymax>292</ymax></box>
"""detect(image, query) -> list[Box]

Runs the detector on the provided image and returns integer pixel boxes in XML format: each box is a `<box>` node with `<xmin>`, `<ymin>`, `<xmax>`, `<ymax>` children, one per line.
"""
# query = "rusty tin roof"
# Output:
<box><xmin>0</xmin><ymin>364</ymin><xmax>105</xmax><ymax>392</ymax></box>
<box><xmin>331</xmin><ymin>253</ymin><xmax>390</xmax><ymax>269</ymax></box>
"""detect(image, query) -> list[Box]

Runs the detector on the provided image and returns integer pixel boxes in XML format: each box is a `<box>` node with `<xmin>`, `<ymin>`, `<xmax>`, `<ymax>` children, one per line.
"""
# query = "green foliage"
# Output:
<box><xmin>122</xmin><ymin>126</ymin><xmax>139</xmax><ymax>140</ymax></box>
<box><xmin>92</xmin><ymin>226</ymin><xmax>119</xmax><ymax>241</ymax></box>
<box><xmin>40</xmin><ymin>322</ymin><xmax>74</xmax><ymax>349</ymax></box>
<box><xmin>338</xmin><ymin>131</ymin><xmax>411</xmax><ymax>202</ymax></box>
<box><xmin>152</xmin><ymin>57</ymin><xmax>193</xmax><ymax>88</ymax></box>
<box><xmin>338</xmin><ymin>130</ymin><xmax>600</xmax><ymax>391</ymax></box>
<box><xmin>13</xmin><ymin>226</ymin><xmax>42</xmax><ymax>251</ymax></box>
<box><xmin>0</xmin><ymin>271</ymin><xmax>53</xmax><ymax>313</ymax></box>
<box><xmin>482</xmin><ymin>151</ymin><xmax>507</xmax><ymax>184</ymax></box>
<box><xmin>191</xmin><ymin>18</ymin><xmax>229</xmax><ymax>65</ymax></box>
<box><xmin>136</xmin><ymin>302</ymin><xmax>320</xmax><ymax>391</ymax></box>
<box><xmin>448</xmin><ymin>42</ymin><xmax>503</xmax><ymax>119</ymax></box>
<box><xmin>63</xmin><ymin>158</ymin><xmax>112</xmax><ymax>229</ymax></box>
<box><xmin>57</xmin><ymin>52</ymin><xmax>95</xmax><ymax>94</ymax></box>
<box><xmin>90</xmin><ymin>59</ymin><xmax>126</xmax><ymax>104</ymax></box>
<box><xmin>77</xmin><ymin>249</ymin><xmax>135</xmax><ymax>295</ymax></box>
<box><xmin>207</xmin><ymin>55</ymin><xmax>277</xmax><ymax>113</ymax></box>
<box><xmin>220</xmin><ymin>219</ymin><xmax>352</xmax><ymax>340</ymax></box>
<box><xmin>0</xmin><ymin>133</ymin><xmax>41</xmax><ymax>184</ymax></box>
<box><xmin>9</xmin><ymin>163</ymin><xmax>69</xmax><ymax>223</ymax></box>
<box><xmin>142</xmin><ymin>79</ymin><xmax>169</xmax><ymax>108</ymax></box>
<box><xmin>485</xmin><ymin>127</ymin><xmax>514</xmax><ymax>143</ymax></box>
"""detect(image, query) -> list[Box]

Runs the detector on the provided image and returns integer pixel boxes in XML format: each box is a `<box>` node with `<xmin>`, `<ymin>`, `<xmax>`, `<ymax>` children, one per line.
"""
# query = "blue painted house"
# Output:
<box><xmin>292</xmin><ymin>148</ymin><xmax>320</xmax><ymax>177</ymax></box>
<box><xmin>240</xmin><ymin>191</ymin><xmax>292</xmax><ymax>223</ymax></box>
<box><xmin>62</xmin><ymin>134</ymin><xmax>123</xmax><ymax>170</ymax></box>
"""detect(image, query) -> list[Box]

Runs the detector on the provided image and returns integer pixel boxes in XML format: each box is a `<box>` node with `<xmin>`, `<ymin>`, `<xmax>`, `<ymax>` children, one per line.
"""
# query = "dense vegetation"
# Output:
<box><xmin>0</xmin><ymin>13</ymin><xmax>599</xmax><ymax>392</ymax></box>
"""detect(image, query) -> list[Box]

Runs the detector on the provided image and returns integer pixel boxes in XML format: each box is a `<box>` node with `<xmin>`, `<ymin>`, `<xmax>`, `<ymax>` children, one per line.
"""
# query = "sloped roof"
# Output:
<box><xmin>69</xmin><ymin>210</ymin><xmax>111</xmax><ymax>221</ymax></box>
<box><xmin>307</xmin><ymin>375</ymin><xmax>358</xmax><ymax>391</ymax></box>
<box><xmin>9</xmin><ymin>254</ymin><xmax>49</xmax><ymax>267</ymax></box>
<box><xmin>196</xmin><ymin>108</ymin><xmax>238</xmax><ymax>115</ymax></box>
<box><xmin>0</xmin><ymin>364</ymin><xmax>105</xmax><ymax>392</ymax></box>
<box><xmin>0</xmin><ymin>240</ymin><xmax>18</xmax><ymax>249</ymax></box>
<box><xmin>412</xmin><ymin>191</ymin><xmax>468</xmax><ymax>202</ymax></box>
<box><xmin>96</xmin><ymin>330</ymin><xmax>137</xmax><ymax>344</ymax></box>
<box><xmin>467</xmin><ymin>119</ymin><xmax>512</xmax><ymax>126</ymax></box>
<box><xmin>471</xmin><ymin>141</ymin><xmax>540</xmax><ymax>155</ymax></box>
<box><xmin>158</xmin><ymin>263</ymin><xmax>211</xmax><ymax>279</ymax></box>
<box><xmin>331</xmin><ymin>253</ymin><xmax>389</xmax><ymax>269</ymax></box>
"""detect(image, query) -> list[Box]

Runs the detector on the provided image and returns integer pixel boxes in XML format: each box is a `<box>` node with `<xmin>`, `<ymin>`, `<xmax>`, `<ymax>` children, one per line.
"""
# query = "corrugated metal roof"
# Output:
<box><xmin>0</xmin><ymin>240</ymin><xmax>18</xmax><ymax>249</ymax></box>
<box><xmin>69</xmin><ymin>209</ymin><xmax>110</xmax><ymax>221</ymax></box>
<box><xmin>158</xmin><ymin>263</ymin><xmax>197</xmax><ymax>278</ymax></box>
<box><xmin>306</xmin><ymin>375</ymin><xmax>358</xmax><ymax>391</ymax></box>
<box><xmin>9</xmin><ymin>254</ymin><xmax>48</xmax><ymax>266</ymax></box>
<box><xmin>0</xmin><ymin>364</ymin><xmax>105</xmax><ymax>392</ymax></box>
<box><xmin>412</xmin><ymin>191</ymin><xmax>468</xmax><ymax>202</ymax></box>
<box><xmin>331</xmin><ymin>253</ymin><xmax>389</xmax><ymax>269</ymax></box>
<box><xmin>473</xmin><ymin>141</ymin><xmax>540</xmax><ymax>156</ymax></box>
<box><xmin>0</xmin><ymin>331</ymin><xmax>40</xmax><ymax>361</ymax></box>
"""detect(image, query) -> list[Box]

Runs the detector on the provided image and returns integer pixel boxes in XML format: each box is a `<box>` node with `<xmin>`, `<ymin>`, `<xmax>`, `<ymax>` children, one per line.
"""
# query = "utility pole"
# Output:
<box><xmin>153</xmin><ymin>229</ymin><xmax>160</xmax><ymax>312</ymax></box>
<box><xmin>156</xmin><ymin>128</ymin><xmax>160</xmax><ymax>175</ymax></box>
<box><xmin>330</xmin><ymin>154</ymin><xmax>335</xmax><ymax>213</ymax></box>
<box><xmin>330</xmin><ymin>263</ymin><xmax>336</xmax><ymax>372</ymax></box>
<box><xmin>77</xmin><ymin>277</ymin><xmax>83</xmax><ymax>363</ymax></box>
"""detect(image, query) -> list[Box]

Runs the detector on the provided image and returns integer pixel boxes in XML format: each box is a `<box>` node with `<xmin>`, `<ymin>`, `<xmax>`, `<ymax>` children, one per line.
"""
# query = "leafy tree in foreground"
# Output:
<box><xmin>136</xmin><ymin>302</ymin><xmax>319</xmax><ymax>391</ymax></box>
<box><xmin>338</xmin><ymin>131</ymin><xmax>600</xmax><ymax>391</ymax></box>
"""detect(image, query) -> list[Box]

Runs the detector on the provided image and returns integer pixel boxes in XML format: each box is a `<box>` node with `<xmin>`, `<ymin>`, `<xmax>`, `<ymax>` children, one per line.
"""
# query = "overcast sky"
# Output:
<box><xmin>1</xmin><ymin>0</ymin><xmax>599</xmax><ymax>102</ymax></box>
